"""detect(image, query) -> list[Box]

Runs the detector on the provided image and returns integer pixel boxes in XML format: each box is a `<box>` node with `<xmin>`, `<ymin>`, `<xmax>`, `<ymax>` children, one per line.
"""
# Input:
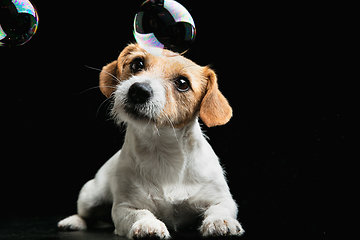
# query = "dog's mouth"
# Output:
<box><xmin>123</xmin><ymin>103</ymin><xmax>151</xmax><ymax>121</ymax></box>
<box><xmin>111</xmin><ymin>80</ymin><xmax>165</xmax><ymax>126</ymax></box>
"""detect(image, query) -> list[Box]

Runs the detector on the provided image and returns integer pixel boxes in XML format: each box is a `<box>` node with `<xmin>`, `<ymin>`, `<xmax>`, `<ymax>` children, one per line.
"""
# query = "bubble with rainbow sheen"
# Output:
<box><xmin>133</xmin><ymin>0</ymin><xmax>196</xmax><ymax>56</ymax></box>
<box><xmin>0</xmin><ymin>0</ymin><xmax>39</xmax><ymax>47</ymax></box>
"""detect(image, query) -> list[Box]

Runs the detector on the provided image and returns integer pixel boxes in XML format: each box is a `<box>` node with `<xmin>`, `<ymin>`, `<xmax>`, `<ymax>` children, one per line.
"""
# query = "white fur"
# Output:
<box><xmin>58</xmin><ymin>64</ymin><xmax>244</xmax><ymax>239</ymax></box>
<box><xmin>111</xmin><ymin>74</ymin><xmax>166</xmax><ymax>126</ymax></box>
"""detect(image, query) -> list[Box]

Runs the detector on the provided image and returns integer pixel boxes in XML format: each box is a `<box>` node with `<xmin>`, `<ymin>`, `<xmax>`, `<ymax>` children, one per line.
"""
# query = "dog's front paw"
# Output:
<box><xmin>58</xmin><ymin>214</ymin><xmax>87</xmax><ymax>231</ymax></box>
<box><xmin>128</xmin><ymin>218</ymin><xmax>170</xmax><ymax>239</ymax></box>
<box><xmin>200</xmin><ymin>216</ymin><xmax>244</xmax><ymax>237</ymax></box>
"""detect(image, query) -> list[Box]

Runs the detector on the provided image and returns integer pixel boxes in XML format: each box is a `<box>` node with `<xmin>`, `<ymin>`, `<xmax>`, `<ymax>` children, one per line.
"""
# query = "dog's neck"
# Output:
<box><xmin>123</xmin><ymin>118</ymin><xmax>205</xmax><ymax>183</ymax></box>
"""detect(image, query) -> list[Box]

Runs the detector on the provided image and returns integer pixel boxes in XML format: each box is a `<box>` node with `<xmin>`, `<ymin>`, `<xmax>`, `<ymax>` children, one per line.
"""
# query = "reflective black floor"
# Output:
<box><xmin>0</xmin><ymin>216</ymin><xmax>120</xmax><ymax>240</ymax></box>
<box><xmin>0</xmin><ymin>216</ymin><xmax>245</xmax><ymax>240</ymax></box>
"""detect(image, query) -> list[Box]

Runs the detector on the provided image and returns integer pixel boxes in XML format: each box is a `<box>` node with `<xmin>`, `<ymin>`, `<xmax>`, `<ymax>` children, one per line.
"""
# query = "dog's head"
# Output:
<box><xmin>99</xmin><ymin>44</ymin><xmax>232</xmax><ymax>129</ymax></box>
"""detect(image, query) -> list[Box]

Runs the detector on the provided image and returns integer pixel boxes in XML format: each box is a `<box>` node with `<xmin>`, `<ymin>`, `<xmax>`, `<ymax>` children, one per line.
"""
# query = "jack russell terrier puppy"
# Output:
<box><xmin>58</xmin><ymin>44</ymin><xmax>244</xmax><ymax>239</ymax></box>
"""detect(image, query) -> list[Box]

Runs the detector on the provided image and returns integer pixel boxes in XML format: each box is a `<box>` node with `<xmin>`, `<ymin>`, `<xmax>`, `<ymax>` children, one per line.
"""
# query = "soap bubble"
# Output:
<box><xmin>134</xmin><ymin>0</ymin><xmax>196</xmax><ymax>56</ymax></box>
<box><xmin>0</xmin><ymin>0</ymin><xmax>39</xmax><ymax>47</ymax></box>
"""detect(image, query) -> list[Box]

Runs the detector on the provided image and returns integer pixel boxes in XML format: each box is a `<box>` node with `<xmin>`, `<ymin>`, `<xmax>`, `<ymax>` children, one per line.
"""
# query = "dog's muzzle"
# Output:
<box><xmin>124</xmin><ymin>82</ymin><xmax>154</xmax><ymax>119</ymax></box>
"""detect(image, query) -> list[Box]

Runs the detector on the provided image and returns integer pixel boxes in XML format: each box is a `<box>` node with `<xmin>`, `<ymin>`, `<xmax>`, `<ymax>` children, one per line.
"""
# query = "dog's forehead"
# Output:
<box><xmin>151</xmin><ymin>55</ymin><xmax>200</xmax><ymax>72</ymax></box>
<box><xmin>119</xmin><ymin>46</ymin><xmax>201</xmax><ymax>71</ymax></box>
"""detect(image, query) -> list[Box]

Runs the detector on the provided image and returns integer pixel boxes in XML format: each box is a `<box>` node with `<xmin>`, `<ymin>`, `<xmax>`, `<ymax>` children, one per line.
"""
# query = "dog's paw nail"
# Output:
<box><xmin>129</xmin><ymin>218</ymin><xmax>170</xmax><ymax>239</ymax></box>
<box><xmin>200</xmin><ymin>217</ymin><xmax>244</xmax><ymax>237</ymax></box>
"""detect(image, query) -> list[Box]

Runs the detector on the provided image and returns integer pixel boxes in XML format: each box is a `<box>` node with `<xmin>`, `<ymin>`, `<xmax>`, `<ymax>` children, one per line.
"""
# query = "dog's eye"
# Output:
<box><xmin>130</xmin><ymin>58</ymin><xmax>145</xmax><ymax>73</ymax></box>
<box><xmin>174</xmin><ymin>78</ymin><xmax>190</xmax><ymax>92</ymax></box>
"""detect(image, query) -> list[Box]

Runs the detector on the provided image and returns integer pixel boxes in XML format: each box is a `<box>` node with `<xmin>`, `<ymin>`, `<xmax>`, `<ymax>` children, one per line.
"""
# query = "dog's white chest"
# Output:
<box><xmin>147</xmin><ymin>184</ymin><xmax>202</xmax><ymax>230</ymax></box>
<box><xmin>161</xmin><ymin>184</ymin><xmax>194</xmax><ymax>203</ymax></box>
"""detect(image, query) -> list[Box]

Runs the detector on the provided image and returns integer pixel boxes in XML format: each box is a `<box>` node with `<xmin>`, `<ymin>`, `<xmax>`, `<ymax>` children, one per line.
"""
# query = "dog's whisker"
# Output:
<box><xmin>78</xmin><ymin>86</ymin><xmax>116</xmax><ymax>95</ymax></box>
<box><xmin>145</xmin><ymin>117</ymin><xmax>153</xmax><ymax>129</ymax></box>
<box><xmin>96</xmin><ymin>97</ymin><xmax>113</xmax><ymax>118</ymax></box>
<box><xmin>164</xmin><ymin>114</ymin><xmax>179</xmax><ymax>144</ymax></box>
<box><xmin>85</xmin><ymin>65</ymin><xmax>121</xmax><ymax>84</ymax></box>
<box><xmin>153</xmin><ymin>123</ymin><xmax>160</xmax><ymax>137</ymax></box>
<box><xmin>147</xmin><ymin>116</ymin><xmax>160</xmax><ymax>136</ymax></box>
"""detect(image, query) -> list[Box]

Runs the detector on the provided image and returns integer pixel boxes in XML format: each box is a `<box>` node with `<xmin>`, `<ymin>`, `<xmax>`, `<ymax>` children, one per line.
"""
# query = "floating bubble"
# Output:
<box><xmin>134</xmin><ymin>0</ymin><xmax>196</xmax><ymax>56</ymax></box>
<box><xmin>0</xmin><ymin>0</ymin><xmax>39</xmax><ymax>47</ymax></box>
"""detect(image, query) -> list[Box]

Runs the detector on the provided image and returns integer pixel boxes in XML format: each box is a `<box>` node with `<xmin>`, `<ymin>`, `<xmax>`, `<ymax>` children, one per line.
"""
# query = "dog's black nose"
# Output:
<box><xmin>128</xmin><ymin>82</ymin><xmax>153</xmax><ymax>104</ymax></box>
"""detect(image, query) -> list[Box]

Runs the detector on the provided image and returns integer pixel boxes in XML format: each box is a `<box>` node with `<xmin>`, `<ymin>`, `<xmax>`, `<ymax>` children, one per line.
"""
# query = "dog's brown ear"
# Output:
<box><xmin>99</xmin><ymin>60</ymin><xmax>118</xmax><ymax>98</ymax></box>
<box><xmin>200</xmin><ymin>67</ymin><xmax>232</xmax><ymax>127</ymax></box>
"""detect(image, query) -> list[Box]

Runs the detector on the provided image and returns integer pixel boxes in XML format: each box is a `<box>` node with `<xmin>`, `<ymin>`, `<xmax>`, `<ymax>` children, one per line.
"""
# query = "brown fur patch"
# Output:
<box><xmin>199</xmin><ymin>67</ymin><xmax>232</xmax><ymax>127</ymax></box>
<box><xmin>99</xmin><ymin>43</ymin><xmax>232</xmax><ymax>128</ymax></box>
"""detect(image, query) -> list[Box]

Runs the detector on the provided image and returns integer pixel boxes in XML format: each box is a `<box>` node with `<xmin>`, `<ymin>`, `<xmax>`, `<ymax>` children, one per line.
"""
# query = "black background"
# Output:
<box><xmin>1</xmin><ymin>0</ymin><xmax>346</xmax><ymax>239</ymax></box>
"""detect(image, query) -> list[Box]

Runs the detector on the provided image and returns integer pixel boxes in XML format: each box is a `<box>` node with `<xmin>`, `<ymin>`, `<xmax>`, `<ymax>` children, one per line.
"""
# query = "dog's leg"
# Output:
<box><xmin>200</xmin><ymin>200</ymin><xmax>245</xmax><ymax>237</ymax></box>
<box><xmin>58</xmin><ymin>152</ymin><xmax>118</xmax><ymax>231</ymax></box>
<box><xmin>112</xmin><ymin>204</ymin><xmax>171</xmax><ymax>239</ymax></box>
<box><xmin>58</xmin><ymin>178</ymin><xmax>111</xmax><ymax>230</ymax></box>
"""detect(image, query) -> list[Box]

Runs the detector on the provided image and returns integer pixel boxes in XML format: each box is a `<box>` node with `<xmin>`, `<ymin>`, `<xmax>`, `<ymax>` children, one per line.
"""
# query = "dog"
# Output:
<box><xmin>58</xmin><ymin>44</ymin><xmax>244</xmax><ymax>239</ymax></box>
